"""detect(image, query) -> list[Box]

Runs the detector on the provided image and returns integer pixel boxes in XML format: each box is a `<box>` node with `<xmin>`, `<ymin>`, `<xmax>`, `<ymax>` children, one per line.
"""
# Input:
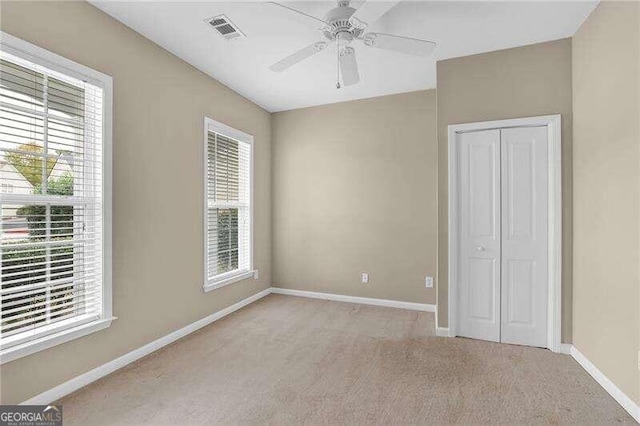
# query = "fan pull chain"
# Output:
<box><xmin>336</xmin><ymin>39</ymin><xmax>341</xmax><ymax>89</ymax></box>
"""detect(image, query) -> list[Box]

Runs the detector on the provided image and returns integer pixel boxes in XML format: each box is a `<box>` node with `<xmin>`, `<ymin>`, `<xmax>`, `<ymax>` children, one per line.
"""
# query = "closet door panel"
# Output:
<box><xmin>457</xmin><ymin>129</ymin><xmax>501</xmax><ymax>343</ymax></box>
<box><xmin>500</xmin><ymin>127</ymin><xmax>548</xmax><ymax>347</ymax></box>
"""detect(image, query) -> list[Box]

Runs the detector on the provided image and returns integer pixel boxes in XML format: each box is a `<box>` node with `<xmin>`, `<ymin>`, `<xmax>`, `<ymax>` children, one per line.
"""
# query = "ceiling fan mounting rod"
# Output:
<box><xmin>336</xmin><ymin>39</ymin><xmax>341</xmax><ymax>89</ymax></box>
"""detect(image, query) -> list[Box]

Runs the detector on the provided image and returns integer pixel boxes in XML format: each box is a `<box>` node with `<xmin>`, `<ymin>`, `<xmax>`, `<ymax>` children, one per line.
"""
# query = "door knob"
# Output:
<box><xmin>476</xmin><ymin>246</ymin><xmax>485</xmax><ymax>251</ymax></box>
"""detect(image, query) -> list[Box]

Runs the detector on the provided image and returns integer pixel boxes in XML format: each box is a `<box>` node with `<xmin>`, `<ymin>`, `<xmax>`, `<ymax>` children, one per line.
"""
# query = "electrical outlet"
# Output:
<box><xmin>361</xmin><ymin>272</ymin><xmax>369</xmax><ymax>284</ymax></box>
<box><xmin>254</xmin><ymin>270</ymin><xmax>259</xmax><ymax>280</ymax></box>
<box><xmin>425</xmin><ymin>276</ymin><xmax>434</xmax><ymax>288</ymax></box>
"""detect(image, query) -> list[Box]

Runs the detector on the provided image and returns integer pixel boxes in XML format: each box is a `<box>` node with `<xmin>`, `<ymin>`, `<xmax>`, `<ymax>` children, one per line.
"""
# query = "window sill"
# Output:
<box><xmin>203</xmin><ymin>270</ymin><xmax>257</xmax><ymax>293</ymax></box>
<box><xmin>0</xmin><ymin>316</ymin><xmax>116</xmax><ymax>364</ymax></box>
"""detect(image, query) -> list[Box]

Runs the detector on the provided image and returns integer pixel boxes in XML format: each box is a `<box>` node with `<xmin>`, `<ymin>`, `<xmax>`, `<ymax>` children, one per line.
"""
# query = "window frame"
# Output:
<box><xmin>203</xmin><ymin>117</ymin><xmax>255</xmax><ymax>293</ymax></box>
<box><xmin>0</xmin><ymin>32</ymin><xmax>113</xmax><ymax>364</ymax></box>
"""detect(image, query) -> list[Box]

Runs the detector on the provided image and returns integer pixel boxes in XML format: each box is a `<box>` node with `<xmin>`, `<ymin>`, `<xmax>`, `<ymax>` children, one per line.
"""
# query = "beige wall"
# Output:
<box><xmin>572</xmin><ymin>1</ymin><xmax>640</xmax><ymax>404</ymax></box>
<box><xmin>0</xmin><ymin>1</ymin><xmax>271</xmax><ymax>404</ymax></box>
<box><xmin>272</xmin><ymin>91</ymin><xmax>438</xmax><ymax>305</ymax></box>
<box><xmin>436</xmin><ymin>39</ymin><xmax>574</xmax><ymax>341</ymax></box>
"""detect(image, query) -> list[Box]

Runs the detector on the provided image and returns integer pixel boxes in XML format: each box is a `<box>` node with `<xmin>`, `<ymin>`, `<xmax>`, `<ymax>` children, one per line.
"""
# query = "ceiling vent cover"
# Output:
<box><xmin>206</xmin><ymin>15</ymin><xmax>246</xmax><ymax>40</ymax></box>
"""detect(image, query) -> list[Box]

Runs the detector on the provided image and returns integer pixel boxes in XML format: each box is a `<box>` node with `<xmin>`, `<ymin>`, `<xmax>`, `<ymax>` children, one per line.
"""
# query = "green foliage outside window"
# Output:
<box><xmin>4</xmin><ymin>142</ymin><xmax>59</xmax><ymax>188</ymax></box>
<box><xmin>2</xmin><ymin>172</ymin><xmax>76</xmax><ymax>333</ymax></box>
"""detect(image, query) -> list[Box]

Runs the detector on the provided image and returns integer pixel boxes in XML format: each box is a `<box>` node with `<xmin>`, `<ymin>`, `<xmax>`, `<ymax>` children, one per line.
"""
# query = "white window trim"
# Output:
<box><xmin>0</xmin><ymin>32</ymin><xmax>114</xmax><ymax>364</ymax></box>
<box><xmin>202</xmin><ymin>117</ymin><xmax>256</xmax><ymax>293</ymax></box>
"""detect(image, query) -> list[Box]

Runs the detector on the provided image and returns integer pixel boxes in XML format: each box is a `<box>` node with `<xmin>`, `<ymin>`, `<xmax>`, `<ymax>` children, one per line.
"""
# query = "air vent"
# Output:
<box><xmin>205</xmin><ymin>15</ymin><xmax>245</xmax><ymax>40</ymax></box>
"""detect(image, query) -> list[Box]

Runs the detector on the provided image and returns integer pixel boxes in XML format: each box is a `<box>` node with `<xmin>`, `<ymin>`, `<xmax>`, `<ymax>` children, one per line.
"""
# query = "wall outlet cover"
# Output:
<box><xmin>425</xmin><ymin>276</ymin><xmax>434</xmax><ymax>288</ymax></box>
<box><xmin>361</xmin><ymin>272</ymin><xmax>369</xmax><ymax>284</ymax></box>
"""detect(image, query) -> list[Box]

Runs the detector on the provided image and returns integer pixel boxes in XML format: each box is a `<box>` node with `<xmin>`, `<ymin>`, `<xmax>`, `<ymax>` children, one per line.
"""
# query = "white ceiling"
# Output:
<box><xmin>91</xmin><ymin>1</ymin><xmax>597</xmax><ymax>112</ymax></box>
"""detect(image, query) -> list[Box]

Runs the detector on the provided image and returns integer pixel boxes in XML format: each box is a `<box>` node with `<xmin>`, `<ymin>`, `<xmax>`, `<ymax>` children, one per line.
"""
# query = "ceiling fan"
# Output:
<box><xmin>268</xmin><ymin>0</ymin><xmax>436</xmax><ymax>88</ymax></box>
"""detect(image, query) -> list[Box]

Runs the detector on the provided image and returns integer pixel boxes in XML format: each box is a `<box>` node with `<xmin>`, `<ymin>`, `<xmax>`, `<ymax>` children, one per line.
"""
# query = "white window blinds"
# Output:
<box><xmin>0</xmin><ymin>45</ymin><xmax>111</xmax><ymax>356</ymax></box>
<box><xmin>205</xmin><ymin>121</ymin><xmax>252</xmax><ymax>286</ymax></box>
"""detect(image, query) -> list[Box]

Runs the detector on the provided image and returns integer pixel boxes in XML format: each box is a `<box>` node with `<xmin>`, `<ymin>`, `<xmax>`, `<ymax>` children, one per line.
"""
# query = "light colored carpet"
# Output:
<box><xmin>59</xmin><ymin>294</ymin><xmax>634</xmax><ymax>424</ymax></box>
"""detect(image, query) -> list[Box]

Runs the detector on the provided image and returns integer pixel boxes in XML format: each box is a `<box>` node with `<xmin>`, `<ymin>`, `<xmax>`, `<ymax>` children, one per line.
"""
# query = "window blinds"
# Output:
<box><xmin>0</xmin><ymin>53</ymin><xmax>105</xmax><ymax>349</ymax></box>
<box><xmin>206</xmin><ymin>131</ymin><xmax>251</xmax><ymax>282</ymax></box>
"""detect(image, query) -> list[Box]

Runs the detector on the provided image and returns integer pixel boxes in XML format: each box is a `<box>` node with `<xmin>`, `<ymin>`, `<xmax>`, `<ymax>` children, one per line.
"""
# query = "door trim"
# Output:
<box><xmin>447</xmin><ymin>115</ymin><xmax>562</xmax><ymax>352</ymax></box>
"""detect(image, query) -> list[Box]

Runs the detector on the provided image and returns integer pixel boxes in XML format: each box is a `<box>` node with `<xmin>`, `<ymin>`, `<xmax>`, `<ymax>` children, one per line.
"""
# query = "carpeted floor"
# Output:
<box><xmin>59</xmin><ymin>294</ymin><xmax>634</xmax><ymax>424</ymax></box>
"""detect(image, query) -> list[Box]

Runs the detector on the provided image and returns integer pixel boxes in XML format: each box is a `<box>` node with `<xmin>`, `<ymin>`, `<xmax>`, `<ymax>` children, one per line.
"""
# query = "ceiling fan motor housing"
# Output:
<box><xmin>322</xmin><ymin>3</ymin><xmax>364</xmax><ymax>42</ymax></box>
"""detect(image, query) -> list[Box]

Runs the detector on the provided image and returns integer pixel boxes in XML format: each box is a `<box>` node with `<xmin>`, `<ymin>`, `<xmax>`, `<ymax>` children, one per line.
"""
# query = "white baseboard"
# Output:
<box><xmin>558</xmin><ymin>343</ymin><xmax>573</xmax><ymax>355</ymax></box>
<box><xmin>270</xmin><ymin>287</ymin><xmax>436</xmax><ymax>312</ymax></box>
<box><xmin>569</xmin><ymin>345</ymin><xmax>640</xmax><ymax>423</ymax></box>
<box><xmin>436</xmin><ymin>327</ymin><xmax>450</xmax><ymax>337</ymax></box>
<box><xmin>21</xmin><ymin>288</ymin><xmax>272</xmax><ymax>405</ymax></box>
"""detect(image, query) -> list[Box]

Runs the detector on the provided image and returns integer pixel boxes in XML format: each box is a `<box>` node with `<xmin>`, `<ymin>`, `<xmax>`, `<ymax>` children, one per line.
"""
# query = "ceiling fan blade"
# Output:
<box><xmin>340</xmin><ymin>47</ymin><xmax>360</xmax><ymax>86</ymax></box>
<box><xmin>349</xmin><ymin>0</ymin><xmax>402</xmax><ymax>29</ymax></box>
<box><xmin>363</xmin><ymin>33</ymin><xmax>436</xmax><ymax>57</ymax></box>
<box><xmin>269</xmin><ymin>42</ymin><xmax>328</xmax><ymax>72</ymax></box>
<box><xmin>267</xmin><ymin>2</ymin><xmax>328</xmax><ymax>27</ymax></box>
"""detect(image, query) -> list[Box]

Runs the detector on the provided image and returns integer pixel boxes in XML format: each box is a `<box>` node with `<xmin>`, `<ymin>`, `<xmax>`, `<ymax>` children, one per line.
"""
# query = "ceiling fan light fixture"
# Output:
<box><xmin>313</xmin><ymin>42</ymin><xmax>328</xmax><ymax>52</ymax></box>
<box><xmin>362</xmin><ymin>33</ymin><xmax>377</xmax><ymax>47</ymax></box>
<box><xmin>339</xmin><ymin>46</ymin><xmax>360</xmax><ymax>86</ymax></box>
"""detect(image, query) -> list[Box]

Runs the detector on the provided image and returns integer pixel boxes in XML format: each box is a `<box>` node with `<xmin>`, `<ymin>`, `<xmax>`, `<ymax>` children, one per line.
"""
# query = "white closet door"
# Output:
<box><xmin>458</xmin><ymin>129</ymin><xmax>501</xmax><ymax>343</ymax></box>
<box><xmin>500</xmin><ymin>127</ymin><xmax>548</xmax><ymax>347</ymax></box>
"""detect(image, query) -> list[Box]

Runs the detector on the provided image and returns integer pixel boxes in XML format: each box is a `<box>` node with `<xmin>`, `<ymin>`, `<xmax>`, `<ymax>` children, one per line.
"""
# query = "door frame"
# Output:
<box><xmin>447</xmin><ymin>114</ymin><xmax>562</xmax><ymax>352</ymax></box>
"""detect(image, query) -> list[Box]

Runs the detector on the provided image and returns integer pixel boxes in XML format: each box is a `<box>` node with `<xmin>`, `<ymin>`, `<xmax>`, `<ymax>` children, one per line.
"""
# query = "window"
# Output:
<box><xmin>0</xmin><ymin>33</ymin><xmax>112</xmax><ymax>363</ymax></box>
<box><xmin>204</xmin><ymin>118</ymin><xmax>253</xmax><ymax>292</ymax></box>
